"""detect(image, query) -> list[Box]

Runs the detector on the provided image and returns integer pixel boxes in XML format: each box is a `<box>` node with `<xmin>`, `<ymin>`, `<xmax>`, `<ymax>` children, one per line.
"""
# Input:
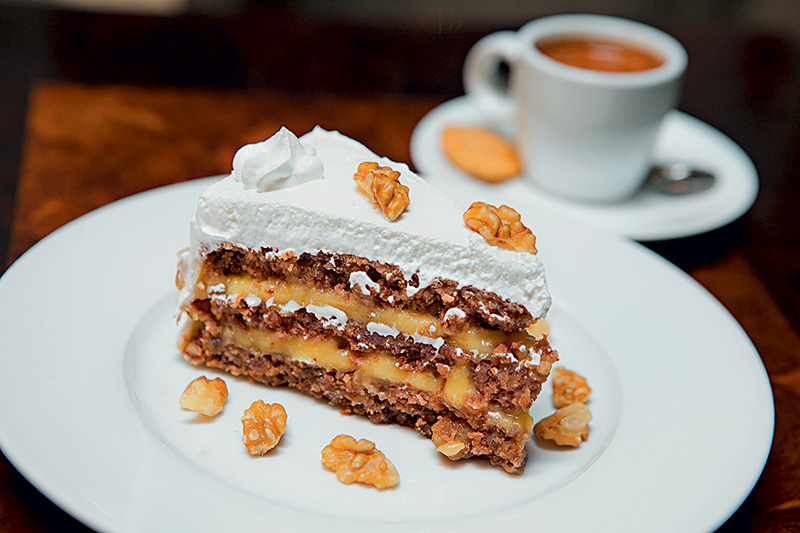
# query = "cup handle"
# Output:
<box><xmin>463</xmin><ymin>31</ymin><xmax>521</xmax><ymax>124</ymax></box>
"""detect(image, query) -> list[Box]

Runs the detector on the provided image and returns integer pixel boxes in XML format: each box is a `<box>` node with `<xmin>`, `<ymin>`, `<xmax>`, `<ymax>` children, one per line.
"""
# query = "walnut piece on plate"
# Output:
<box><xmin>534</xmin><ymin>402</ymin><xmax>592</xmax><ymax>447</ymax></box>
<box><xmin>321</xmin><ymin>434</ymin><xmax>399</xmax><ymax>489</ymax></box>
<box><xmin>551</xmin><ymin>367</ymin><xmax>592</xmax><ymax>408</ymax></box>
<box><xmin>179</xmin><ymin>376</ymin><xmax>228</xmax><ymax>417</ymax></box>
<box><xmin>241</xmin><ymin>400</ymin><xmax>287</xmax><ymax>455</ymax></box>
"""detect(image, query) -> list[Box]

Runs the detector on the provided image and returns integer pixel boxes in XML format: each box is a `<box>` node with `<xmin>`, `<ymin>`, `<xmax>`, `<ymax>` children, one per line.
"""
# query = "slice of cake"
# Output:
<box><xmin>176</xmin><ymin>127</ymin><xmax>557</xmax><ymax>473</ymax></box>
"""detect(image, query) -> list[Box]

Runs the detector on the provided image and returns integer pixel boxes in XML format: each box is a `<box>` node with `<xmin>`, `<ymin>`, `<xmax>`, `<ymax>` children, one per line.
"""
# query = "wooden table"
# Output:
<box><xmin>2</xmin><ymin>4</ymin><xmax>800</xmax><ymax>530</ymax></box>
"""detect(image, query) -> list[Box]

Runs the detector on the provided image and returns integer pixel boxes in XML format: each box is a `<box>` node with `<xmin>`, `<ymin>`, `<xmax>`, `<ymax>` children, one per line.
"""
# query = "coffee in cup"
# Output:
<box><xmin>536</xmin><ymin>36</ymin><xmax>665</xmax><ymax>72</ymax></box>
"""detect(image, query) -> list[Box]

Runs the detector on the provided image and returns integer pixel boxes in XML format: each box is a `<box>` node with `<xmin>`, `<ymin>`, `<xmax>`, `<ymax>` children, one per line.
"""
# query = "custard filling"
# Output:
<box><xmin>217</xmin><ymin>322</ymin><xmax>532</xmax><ymax>434</ymax></box>
<box><xmin>198</xmin><ymin>273</ymin><xmax>539</xmax><ymax>357</ymax></box>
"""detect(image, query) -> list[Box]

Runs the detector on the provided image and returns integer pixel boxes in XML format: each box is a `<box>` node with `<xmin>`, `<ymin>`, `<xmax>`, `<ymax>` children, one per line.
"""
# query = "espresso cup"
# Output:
<box><xmin>464</xmin><ymin>14</ymin><xmax>687</xmax><ymax>202</ymax></box>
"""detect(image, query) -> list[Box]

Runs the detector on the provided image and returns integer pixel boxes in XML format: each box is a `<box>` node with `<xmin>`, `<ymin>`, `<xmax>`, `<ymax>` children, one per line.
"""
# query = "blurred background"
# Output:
<box><xmin>0</xmin><ymin>0</ymin><xmax>799</xmax><ymax>530</ymax></box>
<box><xmin>2</xmin><ymin>0</ymin><xmax>799</xmax><ymax>324</ymax></box>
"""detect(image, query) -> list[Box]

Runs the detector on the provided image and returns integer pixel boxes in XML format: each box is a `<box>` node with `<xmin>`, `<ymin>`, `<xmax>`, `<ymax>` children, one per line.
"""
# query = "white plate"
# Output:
<box><xmin>411</xmin><ymin>96</ymin><xmax>759</xmax><ymax>241</ymax></box>
<box><xmin>0</xmin><ymin>178</ymin><xmax>772</xmax><ymax>532</ymax></box>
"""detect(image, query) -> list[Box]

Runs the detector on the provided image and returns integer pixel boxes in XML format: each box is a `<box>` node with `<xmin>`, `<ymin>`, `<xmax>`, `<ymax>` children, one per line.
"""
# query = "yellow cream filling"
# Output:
<box><xmin>219</xmin><ymin>323</ymin><xmax>531</xmax><ymax>434</ymax></box>
<box><xmin>200</xmin><ymin>273</ymin><xmax>538</xmax><ymax>356</ymax></box>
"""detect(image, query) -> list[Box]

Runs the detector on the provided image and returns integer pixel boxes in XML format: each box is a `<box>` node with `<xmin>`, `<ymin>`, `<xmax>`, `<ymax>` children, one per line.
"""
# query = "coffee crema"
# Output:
<box><xmin>536</xmin><ymin>36</ymin><xmax>665</xmax><ymax>73</ymax></box>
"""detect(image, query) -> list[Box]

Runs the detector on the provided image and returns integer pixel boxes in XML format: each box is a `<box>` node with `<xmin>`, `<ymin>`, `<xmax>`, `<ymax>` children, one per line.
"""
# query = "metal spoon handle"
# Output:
<box><xmin>648</xmin><ymin>163</ymin><xmax>715</xmax><ymax>194</ymax></box>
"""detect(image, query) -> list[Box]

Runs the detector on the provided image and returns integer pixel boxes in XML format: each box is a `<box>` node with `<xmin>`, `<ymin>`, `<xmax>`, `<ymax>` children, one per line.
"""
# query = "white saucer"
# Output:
<box><xmin>410</xmin><ymin>96</ymin><xmax>759</xmax><ymax>241</ymax></box>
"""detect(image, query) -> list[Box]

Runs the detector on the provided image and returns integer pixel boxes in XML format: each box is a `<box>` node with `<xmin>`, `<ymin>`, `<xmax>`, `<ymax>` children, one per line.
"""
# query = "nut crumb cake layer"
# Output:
<box><xmin>176</xmin><ymin>127</ymin><xmax>557</xmax><ymax>473</ymax></box>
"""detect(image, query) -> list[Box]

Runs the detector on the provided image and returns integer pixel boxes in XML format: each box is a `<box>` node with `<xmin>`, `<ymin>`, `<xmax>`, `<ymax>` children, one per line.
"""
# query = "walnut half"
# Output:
<box><xmin>463</xmin><ymin>201</ymin><xmax>537</xmax><ymax>254</ymax></box>
<box><xmin>534</xmin><ymin>403</ymin><xmax>592</xmax><ymax>447</ymax></box>
<box><xmin>241</xmin><ymin>400</ymin><xmax>287</xmax><ymax>455</ymax></box>
<box><xmin>353</xmin><ymin>162</ymin><xmax>410</xmax><ymax>221</ymax></box>
<box><xmin>321</xmin><ymin>434</ymin><xmax>399</xmax><ymax>489</ymax></box>
<box><xmin>551</xmin><ymin>367</ymin><xmax>592</xmax><ymax>408</ymax></box>
<box><xmin>179</xmin><ymin>376</ymin><xmax>228</xmax><ymax>417</ymax></box>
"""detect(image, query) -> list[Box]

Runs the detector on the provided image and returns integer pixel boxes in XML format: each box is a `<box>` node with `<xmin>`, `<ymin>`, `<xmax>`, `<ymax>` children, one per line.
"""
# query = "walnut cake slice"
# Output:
<box><xmin>176</xmin><ymin>127</ymin><xmax>557</xmax><ymax>473</ymax></box>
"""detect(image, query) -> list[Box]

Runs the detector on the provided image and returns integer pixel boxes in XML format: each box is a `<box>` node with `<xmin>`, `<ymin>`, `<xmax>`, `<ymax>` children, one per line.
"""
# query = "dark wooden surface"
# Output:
<box><xmin>1</xmin><ymin>2</ymin><xmax>799</xmax><ymax>531</ymax></box>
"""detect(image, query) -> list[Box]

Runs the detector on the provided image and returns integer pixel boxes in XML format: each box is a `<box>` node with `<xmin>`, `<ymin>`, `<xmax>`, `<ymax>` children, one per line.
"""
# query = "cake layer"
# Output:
<box><xmin>199</xmin><ymin>245</ymin><xmax>537</xmax><ymax>332</ymax></box>
<box><xmin>198</xmin><ymin>270</ymin><xmax>541</xmax><ymax>358</ymax></box>
<box><xmin>186</xmin><ymin>293</ymin><xmax>556</xmax><ymax>412</ymax></box>
<box><xmin>181</xmin><ymin>320</ymin><xmax>541</xmax><ymax>473</ymax></box>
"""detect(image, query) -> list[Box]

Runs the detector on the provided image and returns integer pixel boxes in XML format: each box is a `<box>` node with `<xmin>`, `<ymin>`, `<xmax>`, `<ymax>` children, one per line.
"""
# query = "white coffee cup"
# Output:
<box><xmin>464</xmin><ymin>14</ymin><xmax>687</xmax><ymax>202</ymax></box>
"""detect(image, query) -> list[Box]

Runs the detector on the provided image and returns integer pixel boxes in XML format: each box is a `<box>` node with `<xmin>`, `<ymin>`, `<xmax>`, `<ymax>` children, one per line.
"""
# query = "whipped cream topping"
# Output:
<box><xmin>232</xmin><ymin>127</ymin><xmax>323</xmax><ymax>191</ymax></box>
<box><xmin>181</xmin><ymin>127</ymin><xmax>551</xmax><ymax>319</ymax></box>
